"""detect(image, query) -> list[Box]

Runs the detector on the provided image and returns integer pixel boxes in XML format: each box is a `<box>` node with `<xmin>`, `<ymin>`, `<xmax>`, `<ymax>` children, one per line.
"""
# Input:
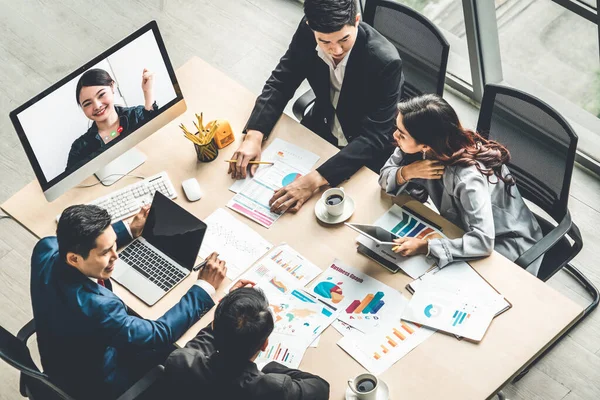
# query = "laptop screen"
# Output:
<box><xmin>143</xmin><ymin>191</ymin><xmax>206</xmax><ymax>270</ymax></box>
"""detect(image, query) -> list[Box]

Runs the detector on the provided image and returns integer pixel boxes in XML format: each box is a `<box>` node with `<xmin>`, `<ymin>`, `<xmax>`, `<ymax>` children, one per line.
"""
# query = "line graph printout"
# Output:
<box><xmin>199</xmin><ymin>208</ymin><xmax>273</xmax><ymax>280</ymax></box>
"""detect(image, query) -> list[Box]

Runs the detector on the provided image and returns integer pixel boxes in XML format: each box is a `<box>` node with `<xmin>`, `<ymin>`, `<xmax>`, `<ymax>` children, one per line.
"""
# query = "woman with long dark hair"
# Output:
<box><xmin>379</xmin><ymin>94</ymin><xmax>543</xmax><ymax>275</ymax></box>
<box><xmin>66</xmin><ymin>68</ymin><xmax>158</xmax><ymax>170</ymax></box>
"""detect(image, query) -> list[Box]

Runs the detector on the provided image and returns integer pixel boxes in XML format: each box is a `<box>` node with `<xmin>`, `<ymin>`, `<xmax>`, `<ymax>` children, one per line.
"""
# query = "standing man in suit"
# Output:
<box><xmin>228</xmin><ymin>0</ymin><xmax>403</xmax><ymax>213</ymax></box>
<box><xmin>30</xmin><ymin>204</ymin><xmax>226</xmax><ymax>399</ymax></box>
<box><xmin>164</xmin><ymin>286</ymin><xmax>330</xmax><ymax>400</ymax></box>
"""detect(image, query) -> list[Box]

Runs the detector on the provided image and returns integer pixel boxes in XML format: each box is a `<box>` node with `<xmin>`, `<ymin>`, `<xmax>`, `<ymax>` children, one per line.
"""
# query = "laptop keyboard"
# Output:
<box><xmin>119</xmin><ymin>241</ymin><xmax>187</xmax><ymax>292</ymax></box>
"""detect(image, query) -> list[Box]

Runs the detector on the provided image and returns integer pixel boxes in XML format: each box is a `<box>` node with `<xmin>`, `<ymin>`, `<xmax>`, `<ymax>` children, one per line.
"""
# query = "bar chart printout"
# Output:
<box><xmin>308</xmin><ymin>260</ymin><xmax>408</xmax><ymax>333</ymax></box>
<box><xmin>267</xmin><ymin>244</ymin><xmax>322</xmax><ymax>286</ymax></box>
<box><xmin>338</xmin><ymin>319</ymin><xmax>435</xmax><ymax>375</ymax></box>
<box><xmin>401</xmin><ymin>276</ymin><xmax>497</xmax><ymax>341</ymax></box>
<box><xmin>255</xmin><ymin>333</ymin><xmax>305</xmax><ymax>369</ymax></box>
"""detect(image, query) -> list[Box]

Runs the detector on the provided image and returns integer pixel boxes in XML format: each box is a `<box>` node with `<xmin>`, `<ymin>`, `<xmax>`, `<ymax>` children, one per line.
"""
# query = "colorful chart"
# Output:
<box><xmin>269</xmin><ymin>277</ymin><xmax>288</xmax><ymax>293</ymax></box>
<box><xmin>424</xmin><ymin>304</ymin><xmax>442</xmax><ymax>318</ymax></box>
<box><xmin>452</xmin><ymin>310</ymin><xmax>471</xmax><ymax>326</ymax></box>
<box><xmin>391</xmin><ymin>210</ymin><xmax>443</xmax><ymax>240</ymax></box>
<box><xmin>282</xmin><ymin>172</ymin><xmax>302</xmax><ymax>186</ymax></box>
<box><xmin>345</xmin><ymin>292</ymin><xmax>386</xmax><ymax>314</ymax></box>
<box><xmin>271</xmin><ymin>250</ymin><xmax>306</xmax><ymax>281</ymax></box>
<box><xmin>313</xmin><ymin>278</ymin><xmax>344</xmax><ymax>304</ymax></box>
<box><xmin>371</xmin><ymin>321</ymin><xmax>421</xmax><ymax>360</ymax></box>
<box><xmin>261</xmin><ymin>342</ymin><xmax>297</xmax><ymax>364</ymax></box>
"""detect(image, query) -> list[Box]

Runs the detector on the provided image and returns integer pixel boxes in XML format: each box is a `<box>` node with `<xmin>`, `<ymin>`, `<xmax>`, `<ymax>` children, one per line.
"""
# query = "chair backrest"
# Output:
<box><xmin>0</xmin><ymin>325</ymin><xmax>74</xmax><ymax>400</ymax></box>
<box><xmin>363</xmin><ymin>0</ymin><xmax>449</xmax><ymax>98</ymax></box>
<box><xmin>476</xmin><ymin>84</ymin><xmax>578</xmax><ymax>223</ymax></box>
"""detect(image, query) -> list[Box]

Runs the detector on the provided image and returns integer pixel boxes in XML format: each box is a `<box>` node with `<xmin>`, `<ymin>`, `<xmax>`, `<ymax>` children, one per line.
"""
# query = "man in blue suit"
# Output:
<box><xmin>30</xmin><ymin>204</ymin><xmax>226</xmax><ymax>399</ymax></box>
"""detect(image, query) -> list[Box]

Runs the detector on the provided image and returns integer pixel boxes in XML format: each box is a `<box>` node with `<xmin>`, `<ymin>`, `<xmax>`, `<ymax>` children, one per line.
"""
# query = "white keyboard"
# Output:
<box><xmin>56</xmin><ymin>172</ymin><xmax>177</xmax><ymax>224</ymax></box>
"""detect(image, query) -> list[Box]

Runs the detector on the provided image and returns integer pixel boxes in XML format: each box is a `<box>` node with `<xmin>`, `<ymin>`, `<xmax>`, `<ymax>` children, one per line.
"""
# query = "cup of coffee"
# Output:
<box><xmin>321</xmin><ymin>187</ymin><xmax>345</xmax><ymax>217</ymax></box>
<box><xmin>347</xmin><ymin>373</ymin><xmax>378</xmax><ymax>400</ymax></box>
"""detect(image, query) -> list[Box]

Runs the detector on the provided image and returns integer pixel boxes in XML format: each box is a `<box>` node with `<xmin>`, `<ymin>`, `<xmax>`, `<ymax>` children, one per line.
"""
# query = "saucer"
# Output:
<box><xmin>345</xmin><ymin>379</ymin><xmax>390</xmax><ymax>400</ymax></box>
<box><xmin>315</xmin><ymin>196</ymin><xmax>355</xmax><ymax>224</ymax></box>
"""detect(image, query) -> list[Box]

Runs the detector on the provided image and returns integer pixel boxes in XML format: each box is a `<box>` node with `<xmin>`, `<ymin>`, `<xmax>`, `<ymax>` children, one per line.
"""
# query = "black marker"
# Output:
<box><xmin>193</xmin><ymin>253</ymin><xmax>218</xmax><ymax>271</ymax></box>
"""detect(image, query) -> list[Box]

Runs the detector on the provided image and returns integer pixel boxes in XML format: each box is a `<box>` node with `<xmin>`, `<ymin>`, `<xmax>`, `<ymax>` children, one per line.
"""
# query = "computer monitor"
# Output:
<box><xmin>9</xmin><ymin>21</ymin><xmax>186</xmax><ymax>202</ymax></box>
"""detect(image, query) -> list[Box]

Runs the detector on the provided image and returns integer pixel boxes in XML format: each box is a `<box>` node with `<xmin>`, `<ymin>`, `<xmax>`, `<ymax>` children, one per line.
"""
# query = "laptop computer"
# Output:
<box><xmin>112</xmin><ymin>191</ymin><xmax>207</xmax><ymax>305</ymax></box>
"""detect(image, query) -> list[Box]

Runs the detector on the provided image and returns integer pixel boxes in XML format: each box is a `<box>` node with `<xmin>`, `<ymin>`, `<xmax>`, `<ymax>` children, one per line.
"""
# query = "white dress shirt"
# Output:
<box><xmin>316</xmin><ymin>45</ymin><xmax>353</xmax><ymax>147</ymax></box>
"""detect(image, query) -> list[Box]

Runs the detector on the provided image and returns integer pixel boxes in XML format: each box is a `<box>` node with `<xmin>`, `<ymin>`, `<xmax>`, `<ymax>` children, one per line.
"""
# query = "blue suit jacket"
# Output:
<box><xmin>30</xmin><ymin>221</ymin><xmax>214</xmax><ymax>399</ymax></box>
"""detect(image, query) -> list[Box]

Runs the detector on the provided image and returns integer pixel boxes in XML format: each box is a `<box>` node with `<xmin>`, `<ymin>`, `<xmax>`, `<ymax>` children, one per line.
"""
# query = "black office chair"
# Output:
<box><xmin>292</xmin><ymin>0</ymin><xmax>450</xmax><ymax>121</ymax></box>
<box><xmin>0</xmin><ymin>319</ymin><xmax>165</xmax><ymax>400</ymax></box>
<box><xmin>476</xmin><ymin>83</ymin><xmax>599</xmax><ymax>381</ymax></box>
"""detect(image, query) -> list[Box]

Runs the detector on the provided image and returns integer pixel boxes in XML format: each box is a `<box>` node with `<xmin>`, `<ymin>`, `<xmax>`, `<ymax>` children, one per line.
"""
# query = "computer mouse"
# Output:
<box><xmin>181</xmin><ymin>178</ymin><xmax>203</xmax><ymax>202</ymax></box>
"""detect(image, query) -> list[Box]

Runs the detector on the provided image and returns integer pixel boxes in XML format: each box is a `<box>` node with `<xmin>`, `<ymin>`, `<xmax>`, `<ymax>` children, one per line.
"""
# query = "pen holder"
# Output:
<box><xmin>194</xmin><ymin>136</ymin><xmax>219</xmax><ymax>162</ymax></box>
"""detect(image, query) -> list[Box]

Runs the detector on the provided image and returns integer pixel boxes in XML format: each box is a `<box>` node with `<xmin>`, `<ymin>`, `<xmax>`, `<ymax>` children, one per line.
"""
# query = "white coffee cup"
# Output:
<box><xmin>321</xmin><ymin>187</ymin><xmax>345</xmax><ymax>217</ymax></box>
<box><xmin>347</xmin><ymin>373</ymin><xmax>379</xmax><ymax>400</ymax></box>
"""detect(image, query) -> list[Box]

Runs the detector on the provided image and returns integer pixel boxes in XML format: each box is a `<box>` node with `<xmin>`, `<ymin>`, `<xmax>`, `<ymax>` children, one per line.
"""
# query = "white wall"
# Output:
<box><xmin>17</xmin><ymin>31</ymin><xmax>177</xmax><ymax>182</ymax></box>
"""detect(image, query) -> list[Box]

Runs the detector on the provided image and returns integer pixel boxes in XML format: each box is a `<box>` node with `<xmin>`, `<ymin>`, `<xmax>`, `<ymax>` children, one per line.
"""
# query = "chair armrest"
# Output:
<box><xmin>292</xmin><ymin>89</ymin><xmax>316</xmax><ymax>121</ymax></box>
<box><xmin>116</xmin><ymin>365</ymin><xmax>165</xmax><ymax>400</ymax></box>
<box><xmin>17</xmin><ymin>319</ymin><xmax>36</xmax><ymax>344</ymax></box>
<box><xmin>514</xmin><ymin>211</ymin><xmax>572</xmax><ymax>269</ymax></box>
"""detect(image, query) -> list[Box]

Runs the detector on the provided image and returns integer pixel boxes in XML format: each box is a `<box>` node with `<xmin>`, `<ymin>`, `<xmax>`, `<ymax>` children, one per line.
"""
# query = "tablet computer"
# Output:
<box><xmin>345</xmin><ymin>223</ymin><xmax>400</xmax><ymax>245</ymax></box>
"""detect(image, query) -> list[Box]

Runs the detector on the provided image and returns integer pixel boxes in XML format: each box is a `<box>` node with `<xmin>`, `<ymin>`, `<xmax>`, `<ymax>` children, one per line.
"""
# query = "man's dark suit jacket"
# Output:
<box><xmin>30</xmin><ymin>221</ymin><xmax>215</xmax><ymax>399</ymax></box>
<box><xmin>245</xmin><ymin>18</ymin><xmax>403</xmax><ymax>186</ymax></box>
<box><xmin>164</xmin><ymin>327</ymin><xmax>330</xmax><ymax>400</ymax></box>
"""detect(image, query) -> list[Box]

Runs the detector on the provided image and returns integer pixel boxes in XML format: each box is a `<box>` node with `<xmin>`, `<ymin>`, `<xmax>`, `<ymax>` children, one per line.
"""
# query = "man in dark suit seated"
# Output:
<box><xmin>164</xmin><ymin>286</ymin><xmax>330</xmax><ymax>400</ymax></box>
<box><xmin>30</xmin><ymin>204</ymin><xmax>227</xmax><ymax>399</ymax></box>
<box><xmin>228</xmin><ymin>0</ymin><xmax>403</xmax><ymax>214</ymax></box>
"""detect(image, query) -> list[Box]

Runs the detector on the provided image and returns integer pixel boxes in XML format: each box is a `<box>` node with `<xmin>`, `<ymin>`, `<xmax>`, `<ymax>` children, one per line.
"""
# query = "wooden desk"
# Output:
<box><xmin>2</xmin><ymin>57</ymin><xmax>584</xmax><ymax>400</ymax></box>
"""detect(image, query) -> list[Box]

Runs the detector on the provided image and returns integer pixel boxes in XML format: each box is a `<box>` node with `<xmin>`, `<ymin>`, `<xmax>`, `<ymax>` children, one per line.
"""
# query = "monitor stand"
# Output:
<box><xmin>94</xmin><ymin>148</ymin><xmax>147</xmax><ymax>186</ymax></box>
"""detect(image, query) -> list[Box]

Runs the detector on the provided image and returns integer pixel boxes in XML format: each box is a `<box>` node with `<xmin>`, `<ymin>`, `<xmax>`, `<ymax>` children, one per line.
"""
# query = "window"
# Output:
<box><xmin>393</xmin><ymin>0</ymin><xmax>473</xmax><ymax>89</ymax></box>
<box><xmin>379</xmin><ymin>0</ymin><xmax>600</xmax><ymax>171</ymax></box>
<box><xmin>495</xmin><ymin>0</ymin><xmax>600</xmax><ymax>162</ymax></box>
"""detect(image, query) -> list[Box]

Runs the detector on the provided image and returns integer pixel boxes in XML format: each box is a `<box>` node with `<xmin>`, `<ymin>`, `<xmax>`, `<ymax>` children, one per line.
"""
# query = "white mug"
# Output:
<box><xmin>347</xmin><ymin>373</ymin><xmax>379</xmax><ymax>400</ymax></box>
<box><xmin>321</xmin><ymin>187</ymin><xmax>345</xmax><ymax>217</ymax></box>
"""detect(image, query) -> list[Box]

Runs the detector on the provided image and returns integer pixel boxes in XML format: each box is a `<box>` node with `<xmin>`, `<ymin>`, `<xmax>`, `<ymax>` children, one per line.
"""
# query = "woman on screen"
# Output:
<box><xmin>66</xmin><ymin>68</ymin><xmax>158</xmax><ymax>170</ymax></box>
<box><xmin>379</xmin><ymin>94</ymin><xmax>543</xmax><ymax>276</ymax></box>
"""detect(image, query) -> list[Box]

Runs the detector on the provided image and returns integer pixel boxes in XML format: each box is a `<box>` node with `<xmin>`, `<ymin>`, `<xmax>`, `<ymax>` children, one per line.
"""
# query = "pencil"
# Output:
<box><xmin>392</xmin><ymin>245</ymin><xmax>400</xmax><ymax>252</ymax></box>
<box><xmin>224</xmin><ymin>160</ymin><xmax>274</xmax><ymax>165</ymax></box>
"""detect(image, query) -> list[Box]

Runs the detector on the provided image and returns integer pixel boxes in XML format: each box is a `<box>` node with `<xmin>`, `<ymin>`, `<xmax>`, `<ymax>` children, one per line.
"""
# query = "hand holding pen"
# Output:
<box><xmin>195</xmin><ymin>252</ymin><xmax>226</xmax><ymax>289</ymax></box>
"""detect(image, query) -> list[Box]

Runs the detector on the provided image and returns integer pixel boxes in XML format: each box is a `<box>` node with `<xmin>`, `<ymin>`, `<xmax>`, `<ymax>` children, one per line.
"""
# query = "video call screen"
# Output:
<box><xmin>12</xmin><ymin>26</ymin><xmax>178</xmax><ymax>184</ymax></box>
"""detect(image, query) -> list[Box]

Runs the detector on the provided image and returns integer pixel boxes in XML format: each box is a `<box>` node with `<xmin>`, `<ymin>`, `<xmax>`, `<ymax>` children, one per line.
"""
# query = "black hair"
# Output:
<box><xmin>213</xmin><ymin>287</ymin><xmax>274</xmax><ymax>361</ymax></box>
<box><xmin>57</xmin><ymin>204</ymin><xmax>112</xmax><ymax>261</ymax></box>
<box><xmin>304</xmin><ymin>0</ymin><xmax>358</xmax><ymax>33</ymax></box>
<box><xmin>397</xmin><ymin>94</ymin><xmax>516</xmax><ymax>194</ymax></box>
<box><xmin>75</xmin><ymin>68</ymin><xmax>114</xmax><ymax>105</ymax></box>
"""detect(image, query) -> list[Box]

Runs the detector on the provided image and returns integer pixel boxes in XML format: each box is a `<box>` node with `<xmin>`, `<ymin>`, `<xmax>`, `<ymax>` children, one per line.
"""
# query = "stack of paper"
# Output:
<box><xmin>402</xmin><ymin>275</ymin><xmax>500</xmax><ymax>341</ymax></box>
<box><xmin>306</xmin><ymin>259</ymin><xmax>407</xmax><ymax>334</ymax></box>
<box><xmin>230</xmin><ymin>244</ymin><xmax>335</xmax><ymax>369</ymax></box>
<box><xmin>227</xmin><ymin>140</ymin><xmax>320</xmax><ymax>228</ymax></box>
<box><xmin>408</xmin><ymin>261</ymin><xmax>511</xmax><ymax>317</ymax></box>
<box><xmin>228</xmin><ymin>160</ymin><xmax>305</xmax><ymax>228</ymax></box>
<box><xmin>229</xmin><ymin>138</ymin><xmax>320</xmax><ymax>194</ymax></box>
<box><xmin>199</xmin><ymin>208</ymin><xmax>272</xmax><ymax>280</ymax></box>
<box><xmin>338</xmin><ymin>318</ymin><xmax>435</xmax><ymax>375</ymax></box>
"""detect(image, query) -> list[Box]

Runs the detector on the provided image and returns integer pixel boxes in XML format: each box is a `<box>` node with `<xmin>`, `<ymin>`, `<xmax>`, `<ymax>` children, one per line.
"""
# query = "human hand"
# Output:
<box><xmin>229</xmin><ymin>279</ymin><xmax>256</xmax><ymax>292</ymax></box>
<box><xmin>269</xmin><ymin>171</ymin><xmax>327</xmax><ymax>214</ymax></box>
<box><xmin>129</xmin><ymin>205</ymin><xmax>151</xmax><ymax>238</ymax></box>
<box><xmin>391</xmin><ymin>237</ymin><xmax>428</xmax><ymax>256</ymax></box>
<box><xmin>403</xmin><ymin>160</ymin><xmax>445</xmax><ymax>181</ymax></box>
<box><xmin>141</xmin><ymin>68</ymin><xmax>154</xmax><ymax>93</ymax></box>
<box><xmin>228</xmin><ymin>130</ymin><xmax>263</xmax><ymax>179</ymax></box>
<box><xmin>198</xmin><ymin>252</ymin><xmax>227</xmax><ymax>289</ymax></box>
